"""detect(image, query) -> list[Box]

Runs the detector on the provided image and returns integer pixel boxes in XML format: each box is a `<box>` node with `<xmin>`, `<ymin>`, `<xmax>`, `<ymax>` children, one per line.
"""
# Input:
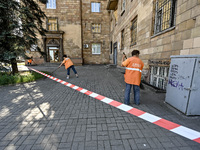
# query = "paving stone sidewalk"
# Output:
<box><xmin>0</xmin><ymin>65</ymin><xmax>200</xmax><ymax>150</ymax></box>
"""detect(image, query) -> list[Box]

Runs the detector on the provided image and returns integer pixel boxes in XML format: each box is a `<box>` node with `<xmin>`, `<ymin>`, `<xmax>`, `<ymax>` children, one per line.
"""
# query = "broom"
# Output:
<box><xmin>43</xmin><ymin>66</ymin><xmax>60</xmax><ymax>79</ymax></box>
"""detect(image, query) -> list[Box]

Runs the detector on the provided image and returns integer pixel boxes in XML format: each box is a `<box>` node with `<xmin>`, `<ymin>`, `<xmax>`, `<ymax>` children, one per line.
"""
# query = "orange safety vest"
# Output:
<box><xmin>62</xmin><ymin>58</ymin><xmax>73</xmax><ymax>69</ymax></box>
<box><xmin>28</xmin><ymin>59</ymin><xmax>32</xmax><ymax>63</ymax></box>
<box><xmin>122</xmin><ymin>57</ymin><xmax>144</xmax><ymax>86</ymax></box>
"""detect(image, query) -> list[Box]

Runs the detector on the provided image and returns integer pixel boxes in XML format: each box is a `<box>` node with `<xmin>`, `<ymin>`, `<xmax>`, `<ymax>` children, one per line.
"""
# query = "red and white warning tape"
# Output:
<box><xmin>30</xmin><ymin>68</ymin><xmax>200</xmax><ymax>144</ymax></box>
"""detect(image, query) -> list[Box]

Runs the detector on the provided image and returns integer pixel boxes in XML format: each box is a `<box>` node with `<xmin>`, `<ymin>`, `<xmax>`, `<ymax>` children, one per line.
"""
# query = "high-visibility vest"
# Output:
<box><xmin>28</xmin><ymin>59</ymin><xmax>32</xmax><ymax>63</ymax></box>
<box><xmin>63</xmin><ymin>58</ymin><xmax>73</xmax><ymax>69</ymax></box>
<box><xmin>122</xmin><ymin>57</ymin><xmax>144</xmax><ymax>86</ymax></box>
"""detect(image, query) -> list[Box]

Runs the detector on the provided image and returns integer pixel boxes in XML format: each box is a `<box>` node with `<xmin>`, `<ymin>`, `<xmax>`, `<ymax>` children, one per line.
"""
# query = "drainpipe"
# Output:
<box><xmin>80</xmin><ymin>0</ymin><xmax>83</xmax><ymax>65</ymax></box>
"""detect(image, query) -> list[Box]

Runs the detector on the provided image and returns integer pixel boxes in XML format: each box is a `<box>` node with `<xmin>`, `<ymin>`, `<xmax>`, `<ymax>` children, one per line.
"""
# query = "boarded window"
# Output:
<box><xmin>92</xmin><ymin>24</ymin><xmax>101</xmax><ymax>33</ymax></box>
<box><xmin>47</xmin><ymin>18</ymin><xmax>57</xmax><ymax>31</ymax></box>
<box><xmin>121</xmin><ymin>29</ymin><xmax>125</xmax><ymax>50</ymax></box>
<box><xmin>153</xmin><ymin>0</ymin><xmax>176</xmax><ymax>34</ymax></box>
<box><xmin>131</xmin><ymin>16</ymin><xmax>137</xmax><ymax>45</ymax></box>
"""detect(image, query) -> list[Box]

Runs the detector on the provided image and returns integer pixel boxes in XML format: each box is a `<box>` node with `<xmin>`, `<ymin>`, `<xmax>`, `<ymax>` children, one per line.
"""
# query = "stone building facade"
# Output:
<box><xmin>107</xmin><ymin>0</ymin><xmax>200</xmax><ymax>90</ymax></box>
<box><xmin>27</xmin><ymin>0</ymin><xmax>110</xmax><ymax>65</ymax></box>
<box><xmin>82</xmin><ymin>0</ymin><xmax>110</xmax><ymax>64</ymax></box>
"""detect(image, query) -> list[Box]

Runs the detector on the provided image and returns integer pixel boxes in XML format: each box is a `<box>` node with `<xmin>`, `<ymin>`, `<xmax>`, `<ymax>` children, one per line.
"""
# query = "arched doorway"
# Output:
<box><xmin>49</xmin><ymin>47</ymin><xmax>59</xmax><ymax>62</ymax></box>
<box><xmin>43</xmin><ymin>31</ymin><xmax>64</xmax><ymax>63</ymax></box>
<box><xmin>47</xmin><ymin>39</ymin><xmax>60</xmax><ymax>62</ymax></box>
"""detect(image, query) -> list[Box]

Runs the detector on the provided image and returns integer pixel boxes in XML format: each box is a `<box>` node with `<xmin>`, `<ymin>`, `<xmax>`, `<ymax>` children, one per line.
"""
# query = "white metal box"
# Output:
<box><xmin>165</xmin><ymin>55</ymin><xmax>200</xmax><ymax>115</ymax></box>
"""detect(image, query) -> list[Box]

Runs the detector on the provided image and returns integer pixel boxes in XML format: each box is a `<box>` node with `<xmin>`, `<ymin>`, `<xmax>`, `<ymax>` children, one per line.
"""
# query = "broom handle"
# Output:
<box><xmin>51</xmin><ymin>67</ymin><xmax>60</xmax><ymax>74</ymax></box>
<box><xmin>123</xmin><ymin>52</ymin><xmax>127</xmax><ymax>59</ymax></box>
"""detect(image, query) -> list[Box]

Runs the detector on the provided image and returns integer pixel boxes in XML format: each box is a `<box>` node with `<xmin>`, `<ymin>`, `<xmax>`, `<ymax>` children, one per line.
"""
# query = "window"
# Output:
<box><xmin>131</xmin><ymin>16</ymin><xmax>137</xmax><ymax>45</ymax></box>
<box><xmin>121</xmin><ymin>0</ymin><xmax>126</xmax><ymax>11</ymax></box>
<box><xmin>91</xmin><ymin>2</ymin><xmax>101</xmax><ymax>12</ymax></box>
<box><xmin>92</xmin><ymin>44</ymin><xmax>101</xmax><ymax>54</ymax></box>
<box><xmin>47</xmin><ymin>18</ymin><xmax>57</xmax><ymax>31</ymax></box>
<box><xmin>153</xmin><ymin>0</ymin><xmax>176</xmax><ymax>34</ymax></box>
<box><xmin>92</xmin><ymin>24</ymin><xmax>101</xmax><ymax>33</ymax></box>
<box><xmin>121</xmin><ymin>29</ymin><xmax>125</xmax><ymax>50</ymax></box>
<box><xmin>110</xmin><ymin>41</ymin><xmax>112</xmax><ymax>54</ymax></box>
<box><xmin>30</xmin><ymin>44</ymin><xmax>38</xmax><ymax>51</ymax></box>
<box><xmin>46</xmin><ymin>0</ymin><xmax>56</xmax><ymax>9</ymax></box>
<box><xmin>150</xmin><ymin>66</ymin><xmax>169</xmax><ymax>90</ymax></box>
<box><xmin>111</xmin><ymin>19</ymin><xmax>113</xmax><ymax>31</ymax></box>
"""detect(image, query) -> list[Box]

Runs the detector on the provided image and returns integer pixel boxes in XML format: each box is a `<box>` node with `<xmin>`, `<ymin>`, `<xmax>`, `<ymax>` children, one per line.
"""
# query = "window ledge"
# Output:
<box><xmin>151</xmin><ymin>26</ymin><xmax>175</xmax><ymax>38</ymax></box>
<box><xmin>92</xmin><ymin>32</ymin><xmax>101</xmax><ymax>34</ymax></box>
<box><xmin>91</xmin><ymin>12</ymin><xmax>102</xmax><ymax>14</ymax></box>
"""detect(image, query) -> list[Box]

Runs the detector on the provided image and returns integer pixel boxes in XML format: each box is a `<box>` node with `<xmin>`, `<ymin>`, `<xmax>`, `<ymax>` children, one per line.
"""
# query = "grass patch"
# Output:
<box><xmin>0</xmin><ymin>71</ymin><xmax>49</xmax><ymax>86</ymax></box>
<box><xmin>17</xmin><ymin>62</ymin><xmax>26</xmax><ymax>66</ymax></box>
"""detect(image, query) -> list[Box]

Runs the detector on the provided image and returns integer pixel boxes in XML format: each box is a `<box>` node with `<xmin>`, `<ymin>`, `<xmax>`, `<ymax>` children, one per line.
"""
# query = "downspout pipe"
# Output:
<box><xmin>80</xmin><ymin>0</ymin><xmax>83</xmax><ymax>65</ymax></box>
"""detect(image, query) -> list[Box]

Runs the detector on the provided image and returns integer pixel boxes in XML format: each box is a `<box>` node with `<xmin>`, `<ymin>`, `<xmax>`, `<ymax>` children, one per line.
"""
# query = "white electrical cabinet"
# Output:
<box><xmin>165</xmin><ymin>55</ymin><xmax>200</xmax><ymax>115</ymax></box>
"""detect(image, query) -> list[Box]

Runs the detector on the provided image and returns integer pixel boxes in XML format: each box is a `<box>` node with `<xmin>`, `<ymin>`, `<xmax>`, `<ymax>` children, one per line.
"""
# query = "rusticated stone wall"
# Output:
<box><xmin>108</xmin><ymin>0</ymin><xmax>200</xmax><ymax>80</ymax></box>
<box><xmin>82</xmin><ymin>0</ymin><xmax>110</xmax><ymax>64</ymax></box>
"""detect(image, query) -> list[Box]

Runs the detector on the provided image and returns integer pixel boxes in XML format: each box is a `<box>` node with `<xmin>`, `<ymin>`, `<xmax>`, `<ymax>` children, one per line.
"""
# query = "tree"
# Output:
<box><xmin>0</xmin><ymin>0</ymin><xmax>47</xmax><ymax>74</ymax></box>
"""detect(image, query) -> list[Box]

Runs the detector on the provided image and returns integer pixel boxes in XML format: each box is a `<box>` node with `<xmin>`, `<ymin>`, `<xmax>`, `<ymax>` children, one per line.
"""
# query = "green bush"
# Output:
<box><xmin>0</xmin><ymin>71</ymin><xmax>49</xmax><ymax>86</ymax></box>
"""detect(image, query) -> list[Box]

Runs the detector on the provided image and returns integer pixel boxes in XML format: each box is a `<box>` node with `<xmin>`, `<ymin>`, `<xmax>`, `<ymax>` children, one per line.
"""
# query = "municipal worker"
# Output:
<box><xmin>28</xmin><ymin>57</ymin><xmax>33</xmax><ymax>66</ymax></box>
<box><xmin>121</xmin><ymin>50</ymin><xmax>144</xmax><ymax>105</ymax></box>
<box><xmin>59</xmin><ymin>54</ymin><xmax>78</xmax><ymax>79</ymax></box>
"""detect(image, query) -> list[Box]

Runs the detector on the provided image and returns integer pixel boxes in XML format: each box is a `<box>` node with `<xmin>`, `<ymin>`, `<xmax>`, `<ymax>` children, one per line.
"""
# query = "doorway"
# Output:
<box><xmin>49</xmin><ymin>47</ymin><xmax>59</xmax><ymax>62</ymax></box>
<box><xmin>113</xmin><ymin>42</ymin><xmax>117</xmax><ymax>65</ymax></box>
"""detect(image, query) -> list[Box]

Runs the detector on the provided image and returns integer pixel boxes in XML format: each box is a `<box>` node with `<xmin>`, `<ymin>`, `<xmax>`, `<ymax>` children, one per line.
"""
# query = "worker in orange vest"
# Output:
<box><xmin>59</xmin><ymin>54</ymin><xmax>78</xmax><ymax>79</ymax></box>
<box><xmin>28</xmin><ymin>57</ymin><xmax>33</xmax><ymax>66</ymax></box>
<box><xmin>121</xmin><ymin>50</ymin><xmax>144</xmax><ymax>105</ymax></box>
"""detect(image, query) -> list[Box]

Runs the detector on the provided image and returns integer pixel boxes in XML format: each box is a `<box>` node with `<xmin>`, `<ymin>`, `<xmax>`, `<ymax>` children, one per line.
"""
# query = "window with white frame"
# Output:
<box><xmin>91</xmin><ymin>2</ymin><xmax>101</xmax><ymax>12</ymax></box>
<box><xmin>92</xmin><ymin>44</ymin><xmax>101</xmax><ymax>54</ymax></box>
<box><xmin>46</xmin><ymin>0</ymin><xmax>56</xmax><ymax>9</ymax></box>
<box><xmin>150</xmin><ymin>66</ymin><xmax>169</xmax><ymax>90</ymax></box>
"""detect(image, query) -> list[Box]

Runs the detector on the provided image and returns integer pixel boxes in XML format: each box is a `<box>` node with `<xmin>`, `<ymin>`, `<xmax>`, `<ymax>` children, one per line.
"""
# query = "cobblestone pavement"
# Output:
<box><xmin>0</xmin><ymin>65</ymin><xmax>200</xmax><ymax>150</ymax></box>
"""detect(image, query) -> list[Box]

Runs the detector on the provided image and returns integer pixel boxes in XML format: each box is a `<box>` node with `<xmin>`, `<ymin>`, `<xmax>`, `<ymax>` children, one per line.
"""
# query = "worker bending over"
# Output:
<box><xmin>59</xmin><ymin>54</ymin><xmax>78</xmax><ymax>79</ymax></box>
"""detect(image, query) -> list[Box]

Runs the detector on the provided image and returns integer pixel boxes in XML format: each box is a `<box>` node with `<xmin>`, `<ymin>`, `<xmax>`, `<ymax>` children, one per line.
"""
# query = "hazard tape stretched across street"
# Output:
<box><xmin>29</xmin><ymin>67</ymin><xmax>200</xmax><ymax>144</ymax></box>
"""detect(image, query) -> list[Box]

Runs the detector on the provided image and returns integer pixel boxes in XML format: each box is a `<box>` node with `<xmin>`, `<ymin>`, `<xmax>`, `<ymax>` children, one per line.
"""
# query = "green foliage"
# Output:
<box><xmin>0</xmin><ymin>71</ymin><xmax>49</xmax><ymax>86</ymax></box>
<box><xmin>0</xmin><ymin>0</ymin><xmax>47</xmax><ymax>73</ymax></box>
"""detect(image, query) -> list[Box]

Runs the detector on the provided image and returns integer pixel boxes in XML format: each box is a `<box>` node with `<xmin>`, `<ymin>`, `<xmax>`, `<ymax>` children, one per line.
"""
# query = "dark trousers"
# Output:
<box><xmin>124</xmin><ymin>83</ymin><xmax>140</xmax><ymax>105</ymax></box>
<box><xmin>67</xmin><ymin>65</ymin><xmax>77</xmax><ymax>75</ymax></box>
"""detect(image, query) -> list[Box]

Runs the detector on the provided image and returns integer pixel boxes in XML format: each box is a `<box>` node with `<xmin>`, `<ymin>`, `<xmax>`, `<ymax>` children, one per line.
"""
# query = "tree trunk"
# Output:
<box><xmin>11</xmin><ymin>58</ymin><xmax>18</xmax><ymax>74</ymax></box>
